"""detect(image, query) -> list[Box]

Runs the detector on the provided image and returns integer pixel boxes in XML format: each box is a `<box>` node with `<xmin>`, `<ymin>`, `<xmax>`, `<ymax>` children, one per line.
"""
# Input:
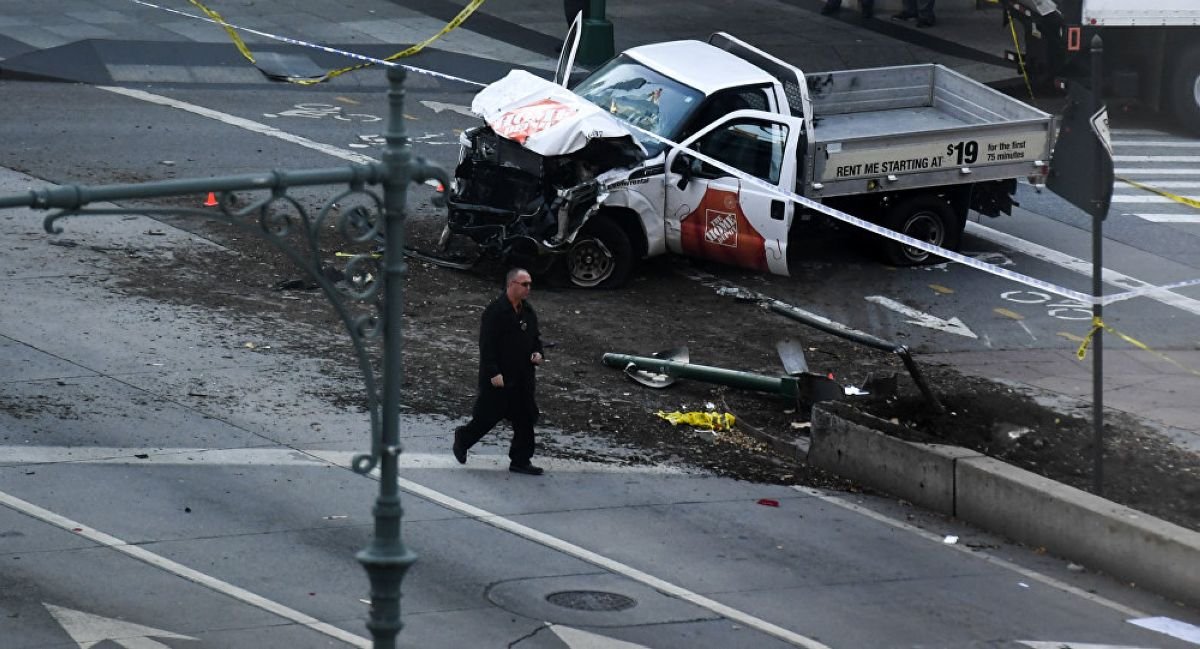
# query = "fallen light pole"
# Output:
<box><xmin>768</xmin><ymin>301</ymin><xmax>945</xmax><ymax>414</ymax></box>
<box><xmin>601</xmin><ymin>352</ymin><xmax>846</xmax><ymax>408</ymax></box>
<box><xmin>0</xmin><ymin>67</ymin><xmax>447</xmax><ymax>649</ymax></box>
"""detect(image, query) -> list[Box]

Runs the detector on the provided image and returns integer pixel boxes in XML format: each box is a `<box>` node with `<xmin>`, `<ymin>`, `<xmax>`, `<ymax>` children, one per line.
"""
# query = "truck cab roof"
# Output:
<box><xmin>623</xmin><ymin>40</ymin><xmax>776</xmax><ymax>96</ymax></box>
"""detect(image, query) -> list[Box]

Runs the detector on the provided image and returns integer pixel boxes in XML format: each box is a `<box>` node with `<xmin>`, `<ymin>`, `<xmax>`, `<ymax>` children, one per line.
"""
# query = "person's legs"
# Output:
<box><xmin>860</xmin><ymin>0</ymin><xmax>874</xmax><ymax>18</ymax></box>
<box><xmin>508</xmin><ymin>416</ymin><xmax>538</xmax><ymax>469</ymax></box>
<box><xmin>893</xmin><ymin>0</ymin><xmax>917</xmax><ymax>19</ymax></box>
<box><xmin>453</xmin><ymin>402</ymin><xmax>502</xmax><ymax>464</ymax></box>
<box><xmin>820</xmin><ymin>0</ymin><xmax>842</xmax><ymax>15</ymax></box>
<box><xmin>915</xmin><ymin>0</ymin><xmax>936</xmax><ymax>25</ymax></box>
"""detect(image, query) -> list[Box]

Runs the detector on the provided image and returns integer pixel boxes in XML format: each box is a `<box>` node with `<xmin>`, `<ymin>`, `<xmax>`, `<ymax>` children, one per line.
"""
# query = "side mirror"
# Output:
<box><xmin>673</xmin><ymin>154</ymin><xmax>697</xmax><ymax>190</ymax></box>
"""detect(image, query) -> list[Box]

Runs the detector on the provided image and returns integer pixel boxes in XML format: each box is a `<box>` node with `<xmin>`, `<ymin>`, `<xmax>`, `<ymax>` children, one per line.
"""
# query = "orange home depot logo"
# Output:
<box><xmin>704</xmin><ymin>210</ymin><xmax>738</xmax><ymax>247</ymax></box>
<box><xmin>492</xmin><ymin>98</ymin><xmax>578</xmax><ymax>144</ymax></box>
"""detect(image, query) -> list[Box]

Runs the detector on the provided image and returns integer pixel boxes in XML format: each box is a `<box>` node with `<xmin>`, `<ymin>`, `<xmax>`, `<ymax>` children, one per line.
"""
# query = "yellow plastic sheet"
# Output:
<box><xmin>656</xmin><ymin>411</ymin><xmax>736</xmax><ymax>431</ymax></box>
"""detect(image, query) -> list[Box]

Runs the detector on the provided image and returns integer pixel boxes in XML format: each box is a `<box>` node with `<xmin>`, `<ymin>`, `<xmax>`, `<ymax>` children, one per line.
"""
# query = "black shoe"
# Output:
<box><xmin>819</xmin><ymin>4</ymin><xmax>839</xmax><ymax>15</ymax></box>
<box><xmin>891</xmin><ymin>11</ymin><xmax>916</xmax><ymax>20</ymax></box>
<box><xmin>452</xmin><ymin>428</ymin><xmax>467</xmax><ymax>464</ymax></box>
<box><xmin>916</xmin><ymin>17</ymin><xmax>936</xmax><ymax>27</ymax></box>
<box><xmin>509</xmin><ymin>462</ymin><xmax>544</xmax><ymax>476</ymax></box>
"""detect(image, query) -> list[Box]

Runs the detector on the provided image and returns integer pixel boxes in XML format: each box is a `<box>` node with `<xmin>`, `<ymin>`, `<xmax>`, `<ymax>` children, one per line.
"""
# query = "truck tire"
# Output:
<box><xmin>566</xmin><ymin>217</ymin><xmax>634</xmax><ymax>288</ymax></box>
<box><xmin>1169</xmin><ymin>46</ymin><xmax>1200</xmax><ymax>137</ymax></box>
<box><xmin>880</xmin><ymin>195</ymin><xmax>958</xmax><ymax>266</ymax></box>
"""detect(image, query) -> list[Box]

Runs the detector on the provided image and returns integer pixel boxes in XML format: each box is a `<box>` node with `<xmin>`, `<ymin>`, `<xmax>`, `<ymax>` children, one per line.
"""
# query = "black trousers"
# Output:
<box><xmin>457</xmin><ymin>407</ymin><xmax>536</xmax><ymax>465</ymax></box>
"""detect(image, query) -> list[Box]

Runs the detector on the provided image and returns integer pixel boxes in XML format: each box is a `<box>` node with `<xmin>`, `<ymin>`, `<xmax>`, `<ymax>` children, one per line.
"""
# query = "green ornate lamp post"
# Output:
<box><xmin>577</xmin><ymin>0</ymin><xmax>615</xmax><ymax>67</ymax></box>
<box><xmin>0</xmin><ymin>65</ymin><xmax>444</xmax><ymax>648</ymax></box>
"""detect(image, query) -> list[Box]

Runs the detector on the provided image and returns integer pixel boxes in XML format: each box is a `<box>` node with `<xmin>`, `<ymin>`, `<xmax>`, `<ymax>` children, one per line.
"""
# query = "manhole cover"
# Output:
<box><xmin>545</xmin><ymin>590</ymin><xmax>637</xmax><ymax>612</ymax></box>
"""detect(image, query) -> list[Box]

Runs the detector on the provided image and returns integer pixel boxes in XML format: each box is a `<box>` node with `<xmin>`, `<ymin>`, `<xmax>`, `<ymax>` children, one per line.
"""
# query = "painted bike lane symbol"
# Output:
<box><xmin>263</xmin><ymin>103</ymin><xmax>381</xmax><ymax>122</ymax></box>
<box><xmin>1000</xmin><ymin>290</ymin><xmax>1091</xmax><ymax>320</ymax></box>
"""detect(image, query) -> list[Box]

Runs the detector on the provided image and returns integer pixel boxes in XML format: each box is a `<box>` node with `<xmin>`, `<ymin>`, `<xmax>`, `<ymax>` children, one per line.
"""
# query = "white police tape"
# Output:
<box><xmin>125</xmin><ymin>0</ymin><xmax>487</xmax><ymax>88</ymax></box>
<box><xmin>123</xmin><ymin>0</ymin><xmax>1200</xmax><ymax>309</ymax></box>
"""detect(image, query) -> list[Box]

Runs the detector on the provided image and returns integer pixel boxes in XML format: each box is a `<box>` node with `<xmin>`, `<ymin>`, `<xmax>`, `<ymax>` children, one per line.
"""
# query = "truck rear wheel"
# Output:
<box><xmin>880</xmin><ymin>196</ymin><xmax>958</xmax><ymax>266</ymax></box>
<box><xmin>1169</xmin><ymin>46</ymin><xmax>1200</xmax><ymax>137</ymax></box>
<box><xmin>566</xmin><ymin>217</ymin><xmax>634</xmax><ymax>288</ymax></box>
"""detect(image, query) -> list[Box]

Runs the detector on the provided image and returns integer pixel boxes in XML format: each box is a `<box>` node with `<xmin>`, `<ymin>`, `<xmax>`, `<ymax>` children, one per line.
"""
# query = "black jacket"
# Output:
<box><xmin>474</xmin><ymin>292</ymin><xmax>544</xmax><ymax>421</ymax></box>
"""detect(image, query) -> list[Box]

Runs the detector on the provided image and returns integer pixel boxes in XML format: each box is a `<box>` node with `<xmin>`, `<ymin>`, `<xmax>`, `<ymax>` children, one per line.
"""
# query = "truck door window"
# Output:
<box><xmin>694</xmin><ymin>119</ymin><xmax>788</xmax><ymax>184</ymax></box>
<box><xmin>681</xmin><ymin>86</ymin><xmax>772</xmax><ymax>139</ymax></box>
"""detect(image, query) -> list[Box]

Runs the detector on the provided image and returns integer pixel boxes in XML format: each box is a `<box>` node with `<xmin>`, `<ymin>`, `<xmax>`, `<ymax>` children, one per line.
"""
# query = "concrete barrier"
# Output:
<box><xmin>956</xmin><ymin>456</ymin><xmax>1200</xmax><ymax>609</ymax></box>
<box><xmin>809</xmin><ymin>403</ymin><xmax>1200</xmax><ymax>609</ymax></box>
<box><xmin>810</xmin><ymin>404</ymin><xmax>983</xmax><ymax>515</ymax></box>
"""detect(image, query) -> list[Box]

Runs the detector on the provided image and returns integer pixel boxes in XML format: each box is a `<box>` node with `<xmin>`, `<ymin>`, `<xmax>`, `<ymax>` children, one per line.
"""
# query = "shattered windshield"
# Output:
<box><xmin>572</xmin><ymin>55</ymin><xmax>703</xmax><ymax>156</ymax></box>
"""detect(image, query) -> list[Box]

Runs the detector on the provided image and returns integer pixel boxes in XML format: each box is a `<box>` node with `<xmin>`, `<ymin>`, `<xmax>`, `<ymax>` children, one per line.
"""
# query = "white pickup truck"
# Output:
<box><xmin>444</xmin><ymin>26</ymin><xmax>1056</xmax><ymax>288</ymax></box>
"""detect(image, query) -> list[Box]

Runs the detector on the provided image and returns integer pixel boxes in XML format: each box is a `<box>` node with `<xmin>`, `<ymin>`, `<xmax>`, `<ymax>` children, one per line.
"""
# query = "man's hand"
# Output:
<box><xmin>531</xmin><ymin>351</ymin><xmax>544</xmax><ymax>366</ymax></box>
<box><xmin>491</xmin><ymin>374</ymin><xmax>504</xmax><ymax>388</ymax></box>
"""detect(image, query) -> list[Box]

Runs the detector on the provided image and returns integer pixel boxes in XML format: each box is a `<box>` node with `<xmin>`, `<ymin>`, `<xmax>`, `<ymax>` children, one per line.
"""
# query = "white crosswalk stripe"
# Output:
<box><xmin>1111</xmin><ymin>130</ymin><xmax>1200</xmax><ymax>224</ymax></box>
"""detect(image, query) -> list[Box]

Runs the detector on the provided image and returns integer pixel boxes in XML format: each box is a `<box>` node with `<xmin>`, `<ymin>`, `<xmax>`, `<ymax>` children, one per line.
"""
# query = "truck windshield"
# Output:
<box><xmin>573</xmin><ymin>55</ymin><xmax>704</xmax><ymax>155</ymax></box>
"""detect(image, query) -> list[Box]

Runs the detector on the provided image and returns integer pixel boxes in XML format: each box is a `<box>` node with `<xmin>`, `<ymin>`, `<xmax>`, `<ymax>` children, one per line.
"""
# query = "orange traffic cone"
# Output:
<box><xmin>204</xmin><ymin>192</ymin><xmax>218</xmax><ymax>207</ymax></box>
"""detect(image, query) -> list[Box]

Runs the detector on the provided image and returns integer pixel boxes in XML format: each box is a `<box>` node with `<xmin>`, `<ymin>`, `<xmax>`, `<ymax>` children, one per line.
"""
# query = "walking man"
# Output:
<box><xmin>453</xmin><ymin>268</ymin><xmax>546</xmax><ymax>475</ymax></box>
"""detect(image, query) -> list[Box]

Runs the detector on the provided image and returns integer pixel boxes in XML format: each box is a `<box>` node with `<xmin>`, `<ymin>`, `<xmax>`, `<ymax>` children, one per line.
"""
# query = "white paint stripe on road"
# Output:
<box><xmin>396</xmin><ymin>476</ymin><xmax>834</xmax><ymax>649</ymax></box>
<box><xmin>1</xmin><ymin>453</ymin><xmax>826</xmax><ymax>648</ymax></box>
<box><xmin>97</xmin><ymin>86</ymin><xmax>375</xmax><ymax>165</ymax></box>
<box><xmin>0</xmin><ymin>489</ymin><xmax>372</xmax><ymax>648</ymax></box>
<box><xmin>790</xmin><ymin>486</ymin><xmax>1149</xmax><ymax>619</ymax></box>
<box><xmin>1131</xmin><ymin>214</ymin><xmax>1200</xmax><ymax>223</ymax></box>
<box><xmin>965</xmin><ymin>221</ymin><xmax>1200</xmax><ymax>317</ymax></box>
<box><xmin>1113</xmin><ymin>140</ymin><xmax>1200</xmax><ymax>148</ymax></box>
<box><xmin>0</xmin><ymin>447</ymin><xmax>690</xmax><ymax>475</ymax></box>
<box><xmin>1114</xmin><ymin>155</ymin><xmax>1200</xmax><ymax>163</ymax></box>
<box><xmin>1114</xmin><ymin>168</ymin><xmax>1200</xmax><ymax>176</ymax></box>
<box><xmin>1113</xmin><ymin>181</ymin><xmax>1200</xmax><ymax>189</ymax></box>
<box><xmin>1111</xmin><ymin>195</ymin><xmax>1199</xmax><ymax>203</ymax></box>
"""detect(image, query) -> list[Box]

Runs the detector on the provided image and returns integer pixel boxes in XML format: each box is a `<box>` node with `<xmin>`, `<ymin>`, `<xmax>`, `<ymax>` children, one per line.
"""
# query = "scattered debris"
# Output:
<box><xmin>656</xmin><ymin>411</ymin><xmax>736</xmax><ymax>431</ymax></box>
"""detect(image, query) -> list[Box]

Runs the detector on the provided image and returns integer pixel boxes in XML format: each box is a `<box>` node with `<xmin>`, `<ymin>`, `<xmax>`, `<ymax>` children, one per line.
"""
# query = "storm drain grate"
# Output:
<box><xmin>545</xmin><ymin>590</ymin><xmax>637</xmax><ymax>612</ymax></box>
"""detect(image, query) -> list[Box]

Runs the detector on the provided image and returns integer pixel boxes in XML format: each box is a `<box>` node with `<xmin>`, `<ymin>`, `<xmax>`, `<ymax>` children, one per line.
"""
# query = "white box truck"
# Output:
<box><xmin>1006</xmin><ymin>0</ymin><xmax>1200</xmax><ymax>133</ymax></box>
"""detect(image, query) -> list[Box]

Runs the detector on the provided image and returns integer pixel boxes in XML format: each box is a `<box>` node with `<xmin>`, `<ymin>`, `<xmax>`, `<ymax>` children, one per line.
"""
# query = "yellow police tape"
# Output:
<box><xmin>656</xmin><ymin>411</ymin><xmax>737</xmax><ymax>431</ymax></box>
<box><xmin>1118</xmin><ymin>177</ymin><xmax>1200</xmax><ymax>211</ymax></box>
<box><xmin>1006</xmin><ymin>9</ymin><xmax>1035</xmax><ymax>102</ymax></box>
<box><xmin>1076</xmin><ymin>316</ymin><xmax>1200</xmax><ymax>377</ymax></box>
<box><xmin>188</xmin><ymin>0</ymin><xmax>487</xmax><ymax>84</ymax></box>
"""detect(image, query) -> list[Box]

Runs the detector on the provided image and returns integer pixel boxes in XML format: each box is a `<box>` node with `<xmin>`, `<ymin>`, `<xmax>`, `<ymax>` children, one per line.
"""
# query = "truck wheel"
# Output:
<box><xmin>880</xmin><ymin>196</ymin><xmax>957</xmax><ymax>266</ymax></box>
<box><xmin>1169</xmin><ymin>46</ymin><xmax>1200</xmax><ymax>137</ymax></box>
<box><xmin>566</xmin><ymin>218</ymin><xmax>634</xmax><ymax>288</ymax></box>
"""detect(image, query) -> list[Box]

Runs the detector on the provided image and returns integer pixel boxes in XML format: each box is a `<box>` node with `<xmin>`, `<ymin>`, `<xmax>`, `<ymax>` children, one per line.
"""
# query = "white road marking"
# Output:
<box><xmin>966</xmin><ymin>221</ymin><xmax>1200</xmax><ymax>317</ymax></box>
<box><xmin>791</xmin><ymin>486</ymin><xmax>1149</xmax><ymax>619</ymax></box>
<box><xmin>0</xmin><ymin>447</ymin><xmax>689</xmax><ymax>475</ymax></box>
<box><xmin>1129</xmin><ymin>617</ymin><xmax>1200</xmax><ymax>645</ymax></box>
<box><xmin>551</xmin><ymin>625</ymin><xmax>654</xmax><ymax>648</ymax></box>
<box><xmin>419</xmin><ymin>100</ymin><xmax>477</xmax><ymax>118</ymax></box>
<box><xmin>396</xmin><ymin>477</ymin><xmax>833</xmax><ymax>649</ymax></box>
<box><xmin>45</xmin><ymin>603</ymin><xmax>196</xmax><ymax>649</ymax></box>
<box><xmin>1114</xmin><ymin>155</ymin><xmax>1200</xmax><ymax>163</ymax></box>
<box><xmin>864</xmin><ymin>295</ymin><xmax>978</xmax><ymax>338</ymax></box>
<box><xmin>1017</xmin><ymin>638</ymin><xmax>1156</xmax><ymax>643</ymax></box>
<box><xmin>1111</xmin><ymin>195</ymin><xmax>1198</xmax><ymax>203</ymax></box>
<box><xmin>97</xmin><ymin>86</ymin><xmax>375</xmax><ymax>165</ymax></box>
<box><xmin>1114</xmin><ymin>168</ymin><xmax>1199</xmax><ymax>176</ymax></box>
<box><xmin>1131</xmin><ymin>214</ymin><xmax>1200</xmax><ymax>223</ymax></box>
<box><xmin>1113</xmin><ymin>181</ymin><xmax>1200</xmax><ymax>189</ymax></box>
<box><xmin>0</xmin><ymin>490</ymin><xmax>372</xmax><ymax>648</ymax></box>
<box><xmin>1113</xmin><ymin>140</ymin><xmax>1200</xmax><ymax>148</ymax></box>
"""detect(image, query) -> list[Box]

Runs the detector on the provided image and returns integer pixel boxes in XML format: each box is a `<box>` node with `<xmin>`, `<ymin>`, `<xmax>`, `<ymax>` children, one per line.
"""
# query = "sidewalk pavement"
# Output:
<box><xmin>0</xmin><ymin>0</ymin><xmax>1020</xmax><ymax>87</ymax></box>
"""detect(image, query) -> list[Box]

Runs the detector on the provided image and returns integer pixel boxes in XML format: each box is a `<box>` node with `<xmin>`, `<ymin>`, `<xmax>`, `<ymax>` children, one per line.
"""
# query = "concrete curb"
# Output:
<box><xmin>809</xmin><ymin>403</ymin><xmax>1200</xmax><ymax>609</ymax></box>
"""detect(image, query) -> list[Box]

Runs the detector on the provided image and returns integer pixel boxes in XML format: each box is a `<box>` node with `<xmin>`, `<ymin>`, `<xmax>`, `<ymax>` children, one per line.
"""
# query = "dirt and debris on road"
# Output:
<box><xmin>69</xmin><ymin>193</ymin><xmax>1200</xmax><ymax>534</ymax></box>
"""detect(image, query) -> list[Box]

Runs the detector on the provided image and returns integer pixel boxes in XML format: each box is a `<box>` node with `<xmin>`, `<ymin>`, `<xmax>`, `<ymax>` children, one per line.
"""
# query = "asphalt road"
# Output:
<box><xmin>3</xmin><ymin>70</ymin><xmax>1200</xmax><ymax>648</ymax></box>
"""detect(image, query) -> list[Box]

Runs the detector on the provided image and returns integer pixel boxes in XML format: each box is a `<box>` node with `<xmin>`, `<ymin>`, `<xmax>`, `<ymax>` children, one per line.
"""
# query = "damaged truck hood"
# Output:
<box><xmin>471</xmin><ymin>70</ymin><xmax>648</xmax><ymax>160</ymax></box>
